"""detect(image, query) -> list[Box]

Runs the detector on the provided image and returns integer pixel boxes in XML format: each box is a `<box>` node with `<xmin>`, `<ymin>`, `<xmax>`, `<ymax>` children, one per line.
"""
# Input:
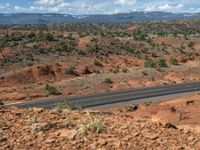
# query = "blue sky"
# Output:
<box><xmin>0</xmin><ymin>0</ymin><xmax>200</xmax><ymax>14</ymax></box>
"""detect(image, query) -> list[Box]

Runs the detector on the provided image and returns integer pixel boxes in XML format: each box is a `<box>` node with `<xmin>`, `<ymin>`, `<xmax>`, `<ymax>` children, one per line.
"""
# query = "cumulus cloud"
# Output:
<box><xmin>144</xmin><ymin>3</ymin><xmax>185</xmax><ymax>12</ymax></box>
<box><xmin>34</xmin><ymin>0</ymin><xmax>64</xmax><ymax>6</ymax></box>
<box><xmin>158</xmin><ymin>4</ymin><xmax>172</xmax><ymax>11</ymax></box>
<box><xmin>14</xmin><ymin>5</ymin><xmax>27</xmax><ymax>12</ymax></box>
<box><xmin>0</xmin><ymin>3</ymin><xmax>10</xmax><ymax>9</ymax></box>
<box><xmin>3</xmin><ymin>0</ymin><xmax>200</xmax><ymax>14</ymax></box>
<box><xmin>158</xmin><ymin>4</ymin><xmax>184</xmax><ymax>12</ymax></box>
<box><xmin>115</xmin><ymin>0</ymin><xmax>137</xmax><ymax>5</ymax></box>
<box><xmin>144</xmin><ymin>6</ymin><xmax>155</xmax><ymax>12</ymax></box>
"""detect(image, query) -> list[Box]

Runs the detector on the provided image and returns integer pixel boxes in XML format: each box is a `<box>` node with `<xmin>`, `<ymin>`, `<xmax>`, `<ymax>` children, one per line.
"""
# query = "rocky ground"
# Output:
<box><xmin>0</xmin><ymin>93</ymin><xmax>200</xmax><ymax>150</ymax></box>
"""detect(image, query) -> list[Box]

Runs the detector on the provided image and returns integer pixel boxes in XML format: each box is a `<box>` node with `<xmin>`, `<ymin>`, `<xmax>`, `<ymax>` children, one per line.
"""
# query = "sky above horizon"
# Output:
<box><xmin>0</xmin><ymin>0</ymin><xmax>199</xmax><ymax>15</ymax></box>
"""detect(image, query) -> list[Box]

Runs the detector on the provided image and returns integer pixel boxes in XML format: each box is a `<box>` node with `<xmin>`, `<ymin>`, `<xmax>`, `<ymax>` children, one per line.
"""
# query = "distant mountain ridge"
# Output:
<box><xmin>0</xmin><ymin>12</ymin><xmax>200</xmax><ymax>24</ymax></box>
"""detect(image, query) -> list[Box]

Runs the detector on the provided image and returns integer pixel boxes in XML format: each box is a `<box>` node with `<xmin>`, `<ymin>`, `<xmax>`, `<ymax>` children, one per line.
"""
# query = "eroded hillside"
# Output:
<box><xmin>0</xmin><ymin>20</ymin><xmax>200</xmax><ymax>104</ymax></box>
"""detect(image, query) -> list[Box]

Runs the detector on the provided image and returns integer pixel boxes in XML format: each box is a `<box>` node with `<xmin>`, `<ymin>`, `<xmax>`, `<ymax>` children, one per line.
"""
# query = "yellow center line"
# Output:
<box><xmin>5</xmin><ymin>83</ymin><xmax>198</xmax><ymax>108</ymax></box>
<box><xmin>64</xmin><ymin>84</ymin><xmax>196</xmax><ymax>103</ymax></box>
<box><xmin>40</xmin><ymin>84</ymin><xmax>197</xmax><ymax>108</ymax></box>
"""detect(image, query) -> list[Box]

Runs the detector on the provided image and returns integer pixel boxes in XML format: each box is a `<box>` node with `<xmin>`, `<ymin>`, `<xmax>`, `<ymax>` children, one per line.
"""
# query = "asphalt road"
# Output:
<box><xmin>1</xmin><ymin>82</ymin><xmax>200</xmax><ymax>109</ymax></box>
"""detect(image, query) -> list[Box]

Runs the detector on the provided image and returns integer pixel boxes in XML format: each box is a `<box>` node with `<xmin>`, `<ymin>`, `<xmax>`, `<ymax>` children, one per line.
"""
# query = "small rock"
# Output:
<box><xmin>164</xmin><ymin>123</ymin><xmax>178</xmax><ymax>129</ymax></box>
<box><xmin>123</xmin><ymin>135</ymin><xmax>132</xmax><ymax>141</ymax></box>
<box><xmin>125</xmin><ymin>105</ymin><xmax>138</xmax><ymax>112</ymax></box>
<box><xmin>60</xmin><ymin>129</ymin><xmax>77</xmax><ymax>140</ymax></box>
<box><xmin>115</xmin><ymin>140</ymin><xmax>121</xmax><ymax>148</ymax></box>
<box><xmin>0</xmin><ymin>100</ymin><xmax>4</xmax><ymax>105</ymax></box>
<box><xmin>97</xmin><ymin>139</ymin><xmax>107</xmax><ymax>146</ymax></box>
<box><xmin>44</xmin><ymin>138</ymin><xmax>55</xmax><ymax>144</ymax></box>
<box><xmin>188</xmin><ymin>136</ymin><xmax>195</xmax><ymax>142</ymax></box>
<box><xmin>146</xmin><ymin>134</ymin><xmax>159</xmax><ymax>140</ymax></box>
<box><xmin>132</xmin><ymin>133</ymin><xmax>140</xmax><ymax>137</ymax></box>
<box><xmin>32</xmin><ymin>107</ymin><xmax>44</xmax><ymax>113</ymax></box>
<box><xmin>49</xmin><ymin>109</ymin><xmax>62</xmax><ymax>114</ymax></box>
<box><xmin>186</xmin><ymin>100</ymin><xmax>194</xmax><ymax>105</ymax></box>
<box><xmin>170</xmin><ymin>106</ymin><xmax>176</xmax><ymax>112</ymax></box>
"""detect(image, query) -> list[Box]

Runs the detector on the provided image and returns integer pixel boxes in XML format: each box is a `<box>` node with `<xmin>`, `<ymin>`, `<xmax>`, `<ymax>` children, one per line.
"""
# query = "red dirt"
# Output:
<box><xmin>78</xmin><ymin>37</ymin><xmax>92</xmax><ymax>49</ymax></box>
<box><xmin>0</xmin><ymin>64</ymin><xmax>62</xmax><ymax>87</ymax></box>
<box><xmin>0</xmin><ymin>105</ymin><xmax>199</xmax><ymax>149</ymax></box>
<box><xmin>0</xmin><ymin>48</ymin><xmax>13</xmax><ymax>60</ymax></box>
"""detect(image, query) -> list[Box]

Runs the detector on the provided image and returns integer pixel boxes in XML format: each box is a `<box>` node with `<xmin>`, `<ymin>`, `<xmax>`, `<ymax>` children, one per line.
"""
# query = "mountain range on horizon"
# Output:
<box><xmin>0</xmin><ymin>11</ymin><xmax>200</xmax><ymax>24</ymax></box>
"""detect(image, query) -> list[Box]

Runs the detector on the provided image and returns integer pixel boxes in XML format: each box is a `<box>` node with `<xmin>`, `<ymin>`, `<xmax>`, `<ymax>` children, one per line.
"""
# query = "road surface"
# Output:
<box><xmin>1</xmin><ymin>82</ymin><xmax>200</xmax><ymax>109</ymax></box>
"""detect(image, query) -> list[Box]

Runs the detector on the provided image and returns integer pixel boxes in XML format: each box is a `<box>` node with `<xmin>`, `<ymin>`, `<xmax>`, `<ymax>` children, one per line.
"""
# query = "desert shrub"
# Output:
<box><xmin>0</xmin><ymin>134</ymin><xmax>7</xmax><ymax>142</ymax></box>
<box><xmin>77</xmin><ymin>115</ymin><xmax>105</xmax><ymax>139</ymax></box>
<box><xmin>157</xmin><ymin>32</ymin><xmax>165</xmax><ymax>37</ymax></box>
<box><xmin>36</xmin><ymin>48</ymin><xmax>46</xmax><ymax>54</ymax></box>
<box><xmin>55</xmin><ymin>42</ymin><xmax>75</xmax><ymax>52</ymax></box>
<box><xmin>87</xmin><ymin>45</ymin><xmax>100</xmax><ymax>52</ymax></box>
<box><xmin>26</xmin><ymin>61</ymin><xmax>34</xmax><ymax>66</ymax></box>
<box><xmin>122</xmin><ymin>68</ymin><xmax>128</xmax><ymax>73</ymax></box>
<box><xmin>28</xmin><ymin>32</ymin><xmax>36</xmax><ymax>38</ymax></box>
<box><xmin>95</xmin><ymin>70</ymin><xmax>100</xmax><ymax>74</ymax></box>
<box><xmin>65</xmin><ymin>66</ymin><xmax>76</xmax><ymax>75</ymax></box>
<box><xmin>158</xmin><ymin>59</ymin><xmax>168</xmax><ymax>68</ymax></box>
<box><xmin>104</xmin><ymin>78</ymin><xmax>113</xmax><ymax>84</ymax></box>
<box><xmin>78</xmin><ymin>32</ymin><xmax>87</xmax><ymax>38</ymax></box>
<box><xmin>44</xmin><ymin>33</ymin><xmax>55</xmax><ymax>41</ymax></box>
<box><xmin>142</xmin><ymin>71</ymin><xmax>148</xmax><ymax>76</ymax></box>
<box><xmin>144</xmin><ymin>60</ymin><xmax>156</xmax><ymax>68</ymax></box>
<box><xmin>45</xmin><ymin>84</ymin><xmax>60</xmax><ymax>95</ymax></box>
<box><xmin>113</xmin><ymin>65</ymin><xmax>120</xmax><ymax>74</ymax></box>
<box><xmin>170</xmin><ymin>58</ymin><xmax>179</xmax><ymax>65</ymax></box>
<box><xmin>188</xmin><ymin>41</ymin><xmax>194</xmax><ymax>48</ymax></box>
<box><xmin>94</xmin><ymin>59</ymin><xmax>103</xmax><ymax>67</ymax></box>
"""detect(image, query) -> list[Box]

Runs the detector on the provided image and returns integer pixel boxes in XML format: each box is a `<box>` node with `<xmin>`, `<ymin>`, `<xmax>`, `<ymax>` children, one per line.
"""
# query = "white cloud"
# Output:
<box><xmin>115</xmin><ymin>0</ymin><xmax>137</xmax><ymax>5</ymax></box>
<box><xmin>144</xmin><ymin>6</ymin><xmax>155</xmax><ymax>12</ymax></box>
<box><xmin>158</xmin><ymin>4</ymin><xmax>184</xmax><ymax>12</ymax></box>
<box><xmin>158</xmin><ymin>4</ymin><xmax>172</xmax><ymax>11</ymax></box>
<box><xmin>9</xmin><ymin>1</ymin><xmax>198</xmax><ymax>14</ymax></box>
<box><xmin>14</xmin><ymin>5</ymin><xmax>27</xmax><ymax>12</ymax></box>
<box><xmin>34</xmin><ymin>0</ymin><xmax>64</xmax><ymax>6</ymax></box>
<box><xmin>0</xmin><ymin>3</ymin><xmax>10</xmax><ymax>9</ymax></box>
<box><xmin>176</xmin><ymin>4</ymin><xmax>184</xmax><ymax>9</ymax></box>
<box><xmin>30</xmin><ymin>6</ymin><xmax>46</xmax><ymax>11</ymax></box>
<box><xmin>144</xmin><ymin>4</ymin><xmax>185</xmax><ymax>12</ymax></box>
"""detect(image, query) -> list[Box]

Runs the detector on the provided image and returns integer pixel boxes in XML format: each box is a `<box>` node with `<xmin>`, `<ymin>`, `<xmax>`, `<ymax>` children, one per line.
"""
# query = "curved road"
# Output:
<box><xmin>1</xmin><ymin>82</ymin><xmax>200</xmax><ymax>109</ymax></box>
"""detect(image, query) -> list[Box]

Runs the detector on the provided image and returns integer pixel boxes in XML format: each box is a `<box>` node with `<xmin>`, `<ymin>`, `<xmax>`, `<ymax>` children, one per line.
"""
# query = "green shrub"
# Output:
<box><xmin>188</xmin><ymin>41</ymin><xmax>194</xmax><ymax>48</ymax></box>
<box><xmin>36</xmin><ymin>48</ymin><xmax>46</xmax><ymax>54</ymax></box>
<box><xmin>0</xmin><ymin>134</ymin><xmax>7</xmax><ymax>142</ymax></box>
<box><xmin>142</xmin><ymin>71</ymin><xmax>148</xmax><ymax>76</ymax></box>
<box><xmin>170</xmin><ymin>58</ymin><xmax>179</xmax><ymax>65</ymax></box>
<box><xmin>45</xmin><ymin>84</ymin><xmax>60</xmax><ymax>95</ymax></box>
<box><xmin>113</xmin><ymin>65</ymin><xmax>120</xmax><ymax>74</ymax></box>
<box><xmin>104</xmin><ymin>78</ymin><xmax>113</xmax><ymax>84</ymax></box>
<box><xmin>95</xmin><ymin>70</ymin><xmax>100</xmax><ymax>74</ymax></box>
<box><xmin>94</xmin><ymin>59</ymin><xmax>103</xmax><ymax>67</ymax></box>
<box><xmin>26</xmin><ymin>61</ymin><xmax>34</xmax><ymax>66</ymax></box>
<box><xmin>122</xmin><ymin>68</ymin><xmax>128</xmax><ymax>73</ymax></box>
<box><xmin>144</xmin><ymin>60</ymin><xmax>156</xmax><ymax>68</ymax></box>
<box><xmin>77</xmin><ymin>115</ymin><xmax>105</xmax><ymax>139</ymax></box>
<box><xmin>158</xmin><ymin>59</ymin><xmax>168</xmax><ymax>68</ymax></box>
<box><xmin>87</xmin><ymin>45</ymin><xmax>100</xmax><ymax>52</ymax></box>
<box><xmin>65</xmin><ymin>66</ymin><xmax>76</xmax><ymax>75</ymax></box>
<box><xmin>44</xmin><ymin>33</ymin><xmax>55</xmax><ymax>41</ymax></box>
